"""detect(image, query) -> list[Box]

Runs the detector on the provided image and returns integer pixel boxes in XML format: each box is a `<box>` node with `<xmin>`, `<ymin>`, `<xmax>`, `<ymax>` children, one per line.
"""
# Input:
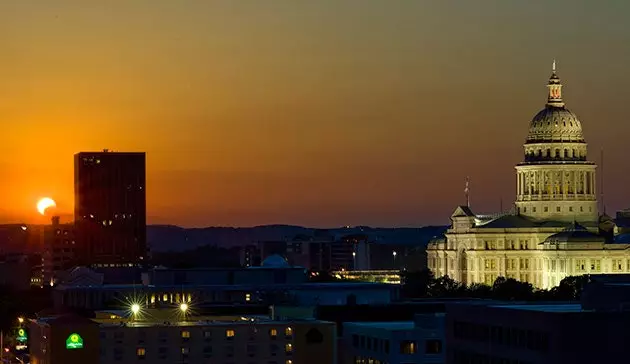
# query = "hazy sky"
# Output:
<box><xmin>1</xmin><ymin>1</ymin><xmax>630</xmax><ymax>227</ymax></box>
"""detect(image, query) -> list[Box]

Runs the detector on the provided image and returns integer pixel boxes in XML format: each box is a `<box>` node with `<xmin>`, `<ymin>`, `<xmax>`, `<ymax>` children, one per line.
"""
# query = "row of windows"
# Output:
<box><xmin>352</xmin><ymin>335</ymin><xmax>390</xmax><ymax>353</ymax></box>
<box><xmin>104</xmin><ymin>344</ymin><xmax>294</xmax><ymax>360</ymax></box>
<box><xmin>523</xmin><ymin>206</ymin><xmax>591</xmax><ymax>213</ymax></box>
<box><xmin>106</xmin><ymin>327</ymin><xmax>293</xmax><ymax>341</ymax></box>
<box><xmin>524</xmin><ymin>147</ymin><xmax>583</xmax><ymax>158</ymax></box>
<box><xmin>453</xmin><ymin>321</ymin><xmax>549</xmax><ymax>352</ymax></box>
<box><xmin>351</xmin><ymin>335</ymin><xmax>442</xmax><ymax>356</ymax></box>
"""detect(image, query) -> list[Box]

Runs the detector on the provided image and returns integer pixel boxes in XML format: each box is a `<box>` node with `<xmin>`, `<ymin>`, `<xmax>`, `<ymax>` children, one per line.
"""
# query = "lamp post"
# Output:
<box><xmin>180</xmin><ymin>303</ymin><xmax>188</xmax><ymax>320</ymax></box>
<box><xmin>392</xmin><ymin>251</ymin><xmax>397</xmax><ymax>268</ymax></box>
<box><xmin>352</xmin><ymin>251</ymin><xmax>356</xmax><ymax>270</ymax></box>
<box><xmin>131</xmin><ymin>303</ymin><xmax>140</xmax><ymax>321</ymax></box>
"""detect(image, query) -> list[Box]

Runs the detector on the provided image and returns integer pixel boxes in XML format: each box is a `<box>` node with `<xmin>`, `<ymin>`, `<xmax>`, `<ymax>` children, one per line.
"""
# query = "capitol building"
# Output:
<box><xmin>427</xmin><ymin>64</ymin><xmax>630</xmax><ymax>289</ymax></box>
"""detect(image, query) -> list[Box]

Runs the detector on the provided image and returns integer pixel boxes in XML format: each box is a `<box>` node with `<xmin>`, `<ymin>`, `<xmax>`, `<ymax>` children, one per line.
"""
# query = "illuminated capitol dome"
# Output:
<box><xmin>515</xmin><ymin>61</ymin><xmax>598</xmax><ymax>222</ymax></box>
<box><xmin>426</xmin><ymin>62</ymin><xmax>630</xmax><ymax>290</ymax></box>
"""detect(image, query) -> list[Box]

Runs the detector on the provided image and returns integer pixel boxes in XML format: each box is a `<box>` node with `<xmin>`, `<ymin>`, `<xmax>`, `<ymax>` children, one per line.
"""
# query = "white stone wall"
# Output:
<box><xmin>427</xmin><ymin>231</ymin><xmax>630</xmax><ymax>289</ymax></box>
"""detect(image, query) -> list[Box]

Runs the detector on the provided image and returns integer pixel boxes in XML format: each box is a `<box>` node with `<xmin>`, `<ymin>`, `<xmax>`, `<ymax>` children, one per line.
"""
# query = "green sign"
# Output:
<box><xmin>66</xmin><ymin>333</ymin><xmax>84</xmax><ymax>349</ymax></box>
<box><xmin>17</xmin><ymin>328</ymin><xmax>27</xmax><ymax>342</ymax></box>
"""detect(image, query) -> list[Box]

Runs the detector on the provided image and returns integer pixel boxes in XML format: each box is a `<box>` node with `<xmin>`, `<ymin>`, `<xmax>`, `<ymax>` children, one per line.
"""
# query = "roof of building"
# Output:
<box><xmin>56</xmin><ymin>281</ymin><xmax>397</xmax><ymax>291</ymax></box>
<box><xmin>543</xmin><ymin>221</ymin><xmax>605</xmax><ymax>244</ymax></box>
<box><xmin>452</xmin><ymin>206</ymin><xmax>475</xmax><ymax>218</ymax></box>
<box><xmin>344</xmin><ymin>321</ymin><xmax>415</xmax><ymax>331</ymax></box>
<box><xmin>615</xmin><ymin>233</ymin><xmax>630</xmax><ymax>244</ymax></box>
<box><xmin>476</xmin><ymin>214</ymin><xmax>572</xmax><ymax>229</ymax></box>
<box><xmin>260</xmin><ymin>254</ymin><xmax>290</xmax><ymax>268</ymax></box>
<box><xmin>490</xmin><ymin>303</ymin><xmax>584</xmax><ymax>313</ymax></box>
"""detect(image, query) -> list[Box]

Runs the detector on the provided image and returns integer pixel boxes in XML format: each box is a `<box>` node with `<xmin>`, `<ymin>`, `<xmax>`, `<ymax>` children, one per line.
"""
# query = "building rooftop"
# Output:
<box><xmin>344</xmin><ymin>321</ymin><xmax>415</xmax><ymax>331</ymax></box>
<box><xmin>56</xmin><ymin>282</ymin><xmax>396</xmax><ymax>290</ymax></box>
<box><xmin>490</xmin><ymin>303</ymin><xmax>583</xmax><ymax>313</ymax></box>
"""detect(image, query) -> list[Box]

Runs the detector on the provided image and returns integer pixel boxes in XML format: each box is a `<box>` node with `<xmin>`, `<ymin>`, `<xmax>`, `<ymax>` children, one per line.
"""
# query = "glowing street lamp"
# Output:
<box><xmin>131</xmin><ymin>304</ymin><xmax>140</xmax><ymax>315</ymax></box>
<box><xmin>17</xmin><ymin>317</ymin><xmax>24</xmax><ymax>325</ymax></box>
<box><xmin>180</xmin><ymin>303</ymin><xmax>188</xmax><ymax>313</ymax></box>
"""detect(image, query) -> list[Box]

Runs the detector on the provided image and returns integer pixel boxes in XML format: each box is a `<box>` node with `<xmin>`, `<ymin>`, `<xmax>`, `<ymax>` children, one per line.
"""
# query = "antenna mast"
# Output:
<box><xmin>601</xmin><ymin>147</ymin><xmax>605</xmax><ymax>214</ymax></box>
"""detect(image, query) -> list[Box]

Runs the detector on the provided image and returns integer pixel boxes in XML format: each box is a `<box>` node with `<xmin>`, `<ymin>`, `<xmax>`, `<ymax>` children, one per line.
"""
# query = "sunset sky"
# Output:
<box><xmin>1</xmin><ymin>1</ymin><xmax>630</xmax><ymax>227</ymax></box>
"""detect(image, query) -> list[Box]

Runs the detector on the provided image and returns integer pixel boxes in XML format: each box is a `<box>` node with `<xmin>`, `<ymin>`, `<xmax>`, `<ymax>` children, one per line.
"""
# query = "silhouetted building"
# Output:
<box><xmin>42</xmin><ymin>216</ymin><xmax>76</xmax><ymax>286</ymax></box>
<box><xmin>74</xmin><ymin>150</ymin><xmax>146</xmax><ymax>267</ymax></box>
<box><xmin>0</xmin><ymin>253</ymin><xmax>38</xmax><ymax>290</ymax></box>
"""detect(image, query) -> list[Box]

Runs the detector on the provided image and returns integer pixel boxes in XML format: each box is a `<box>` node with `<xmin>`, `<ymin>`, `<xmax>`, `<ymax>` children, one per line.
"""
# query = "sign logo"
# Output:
<box><xmin>17</xmin><ymin>329</ymin><xmax>27</xmax><ymax>342</ymax></box>
<box><xmin>66</xmin><ymin>333</ymin><xmax>84</xmax><ymax>349</ymax></box>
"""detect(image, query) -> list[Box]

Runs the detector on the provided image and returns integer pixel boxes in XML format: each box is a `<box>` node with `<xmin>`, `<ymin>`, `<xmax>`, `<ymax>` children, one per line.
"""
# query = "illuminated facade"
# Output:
<box><xmin>74</xmin><ymin>150</ymin><xmax>146</xmax><ymax>266</ymax></box>
<box><xmin>427</xmin><ymin>64</ymin><xmax>630</xmax><ymax>289</ymax></box>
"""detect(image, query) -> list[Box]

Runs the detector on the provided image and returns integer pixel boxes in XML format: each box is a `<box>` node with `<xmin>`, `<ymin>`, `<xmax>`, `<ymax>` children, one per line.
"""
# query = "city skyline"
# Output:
<box><xmin>2</xmin><ymin>1</ymin><xmax>630</xmax><ymax>227</ymax></box>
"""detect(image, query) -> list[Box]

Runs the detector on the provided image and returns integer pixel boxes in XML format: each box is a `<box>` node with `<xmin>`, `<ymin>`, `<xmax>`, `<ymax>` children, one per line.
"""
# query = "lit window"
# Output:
<box><xmin>285</xmin><ymin>327</ymin><xmax>293</xmax><ymax>337</ymax></box>
<box><xmin>136</xmin><ymin>348</ymin><xmax>146</xmax><ymax>358</ymax></box>
<box><xmin>245</xmin><ymin>293</ymin><xmax>251</xmax><ymax>302</ymax></box>
<box><xmin>181</xmin><ymin>347</ymin><xmax>189</xmax><ymax>355</ymax></box>
<box><xmin>269</xmin><ymin>329</ymin><xmax>277</xmax><ymax>338</ymax></box>
<box><xmin>181</xmin><ymin>331</ymin><xmax>190</xmax><ymax>338</ymax></box>
<box><xmin>226</xmin><ymin>329</ymin><xmax>235</xmax><ymax>338</ymax></box>
<box><xmin>286</xmin><ymin>360</ymin><xmax>293</xmax><ymax>364</ymax></box>
<box><xmin>400</xmin><ymin>340</ymin><xmax>417</xmax><ymax>354</ymax></box>
<box><xmin>285</xmin><ymin>343</ymin><xmax>293</xmax><ymax>353</ymax></box>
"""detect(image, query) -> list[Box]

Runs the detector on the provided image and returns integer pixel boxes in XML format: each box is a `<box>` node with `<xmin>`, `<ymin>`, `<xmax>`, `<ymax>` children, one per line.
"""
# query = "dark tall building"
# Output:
<box><xmin>74</xmin><ymin>150</ymin><xmax>146</xmax><ymax>266</ymax></box>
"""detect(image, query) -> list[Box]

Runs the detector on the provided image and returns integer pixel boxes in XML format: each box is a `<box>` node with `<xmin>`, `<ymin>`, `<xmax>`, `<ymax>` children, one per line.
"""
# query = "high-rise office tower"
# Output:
<box><xmin>74</xmin><ymin>150</ymin><xmax>146</xmax><ymax>266</ymax></box>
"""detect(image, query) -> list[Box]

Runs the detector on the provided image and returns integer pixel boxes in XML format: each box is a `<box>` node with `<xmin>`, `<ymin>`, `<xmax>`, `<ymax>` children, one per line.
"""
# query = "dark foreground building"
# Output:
<box><xmin>74</xmin><ymin>150</ymin><xmax>146</xmax><ymax>266</ymax></box>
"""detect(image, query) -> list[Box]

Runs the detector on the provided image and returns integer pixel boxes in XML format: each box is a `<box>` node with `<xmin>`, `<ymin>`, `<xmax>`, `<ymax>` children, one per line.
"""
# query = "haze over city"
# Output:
<box><xmin>2</xmin><ymin>0</ymin><xmax>630</xmax><ymax>227</ymax></box>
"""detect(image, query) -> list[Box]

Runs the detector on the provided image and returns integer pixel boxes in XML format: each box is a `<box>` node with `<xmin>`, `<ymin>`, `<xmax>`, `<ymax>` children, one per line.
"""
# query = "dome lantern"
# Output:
<box><xmin>546</xmin><ymin>60</ymin><xmax>564</xmax><ymax>108</ymax></box>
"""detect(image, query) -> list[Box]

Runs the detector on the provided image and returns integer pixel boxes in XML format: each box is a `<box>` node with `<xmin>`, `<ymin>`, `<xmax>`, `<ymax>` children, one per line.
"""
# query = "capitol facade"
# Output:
<box><xmin>427</xmin><ymin>64</ymin><xmax>630</xmax><ymax>289</ymax></box>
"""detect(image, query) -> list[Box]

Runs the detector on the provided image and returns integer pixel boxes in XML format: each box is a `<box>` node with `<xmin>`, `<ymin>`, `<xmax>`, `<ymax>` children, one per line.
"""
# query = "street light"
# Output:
<box><xmin>179</xmin><ymin>303</ymin><xmax>188</xmax><ymax>313</ymax></box>
<box><xmin>17</xmin><ymin>318</ymin><xmax>23</xmax><ymax>325</ymax></box>
<box><xmin>392</xmin><ymin>251</ymin><xmax>397</xmax><ymax>267</ymax></box>
<box><xmin>131</xmin><ymin>304</ymin><xmax>140</xmax><ymax>315</ymax></box>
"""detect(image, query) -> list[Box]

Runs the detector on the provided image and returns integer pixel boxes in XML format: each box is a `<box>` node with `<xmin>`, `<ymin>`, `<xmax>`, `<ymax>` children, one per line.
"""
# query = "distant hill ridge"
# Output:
<box><xmin>147</xmin><ymin>224</ymin><xmax>447</xmax><ymax>252</ymax></box>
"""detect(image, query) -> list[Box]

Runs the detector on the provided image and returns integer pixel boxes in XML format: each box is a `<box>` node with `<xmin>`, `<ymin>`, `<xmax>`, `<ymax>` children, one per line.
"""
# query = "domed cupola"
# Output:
<box><xmin>514</xmin><ymin>61</ymin><xmax>598</xmax><ymax>223</ymax></box>
<box><xmin>524</xmin><ymin>61</ymin><xmax>586</xmax><ymax>151</ymax></box>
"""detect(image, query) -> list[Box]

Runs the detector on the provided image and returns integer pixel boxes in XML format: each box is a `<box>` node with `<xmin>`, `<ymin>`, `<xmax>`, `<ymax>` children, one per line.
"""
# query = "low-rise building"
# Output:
<box><xmin>342</xmin><ymin>314</ymin><xmax>445</xmax><ymax>364</ymax></box>
<box><xmin>445</xmin><ymin>278</ymin><xmax>630</xmax><ymax>364</ymax></box>
<box><xmin>29</xmin><ymin>310</ymin><xmax>337</xmax><ymax>364</ymax></box>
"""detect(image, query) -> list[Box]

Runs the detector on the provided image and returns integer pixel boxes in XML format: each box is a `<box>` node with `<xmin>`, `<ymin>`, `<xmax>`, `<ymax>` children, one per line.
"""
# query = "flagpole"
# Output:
<box><xmin>465</xmin><ymin>176</ymin><xmax>470</xmax><ymax>207</ymax></box>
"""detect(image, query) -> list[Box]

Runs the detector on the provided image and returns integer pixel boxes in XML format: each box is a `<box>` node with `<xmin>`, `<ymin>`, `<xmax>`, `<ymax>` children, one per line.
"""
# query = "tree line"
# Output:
<box><xmin>401</xmin><ymin>269</ymin><xmax>590</xmax><ymax>301</ymax></box>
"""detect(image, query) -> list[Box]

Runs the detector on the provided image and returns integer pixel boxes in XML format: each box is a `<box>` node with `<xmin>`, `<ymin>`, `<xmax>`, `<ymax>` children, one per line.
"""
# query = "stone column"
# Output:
<box><xmin>573</xmin><ymin>170</ymin><xmax>577</xmax><ymax>197</ymax></box>
<box><xmin>582</xmin><ymin>172</ymin><xmax>586</xmax><ymax>196</ymax></box>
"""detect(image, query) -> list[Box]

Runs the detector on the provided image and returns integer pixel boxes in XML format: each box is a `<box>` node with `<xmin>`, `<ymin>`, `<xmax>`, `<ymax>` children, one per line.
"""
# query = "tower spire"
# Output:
<box><xmin>546</xmin><ymin>60</ymin><xmax>564</xmax><ymax>107</ymax></box>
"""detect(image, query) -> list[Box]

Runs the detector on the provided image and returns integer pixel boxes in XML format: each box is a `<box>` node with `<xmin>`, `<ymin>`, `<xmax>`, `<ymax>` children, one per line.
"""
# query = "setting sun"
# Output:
<box><xmin>36</xmin><ymin>197</ymin><xmax>56</xmax><ymax>216</ymax></box>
